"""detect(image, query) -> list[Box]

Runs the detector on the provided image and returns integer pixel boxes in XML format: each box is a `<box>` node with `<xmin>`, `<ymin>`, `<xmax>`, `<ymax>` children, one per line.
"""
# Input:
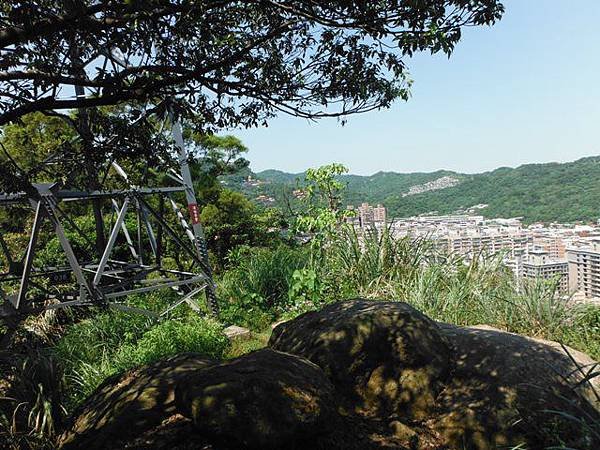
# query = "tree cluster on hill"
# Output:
<box><xmin>385</xmin><ymin>157</ymin><xmax>600</xmax><ymax>223</ymax></box>
<box><xmin>234</xmin><ymin>157</ymin><xmax>600</xmax><ymax>224</ymax></box>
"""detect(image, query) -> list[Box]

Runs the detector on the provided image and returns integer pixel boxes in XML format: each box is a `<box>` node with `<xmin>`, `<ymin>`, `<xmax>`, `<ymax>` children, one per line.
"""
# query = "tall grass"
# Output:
<box><xmin>0</xmin><ymin>352</ymin><xmax>66</xmax><ymax>449</ymax></box>
<box><xmin>218</xmin><ymin>244</ymin><xmax>309</xmax><ymax>329</ymax></box>
<box><xmin>321</xmin><ymin>226</ymin><xmax>431</xmax><ymax>299</ymax></box>
<box><xmin>319</xmin><ymin>225</ymin><xmax>598</xmax><ymax>359</ymax></box>
<box><xmin>53</xmin><ymin>291</ymin><xmax>230</xmax><ymax>407</ymax></box>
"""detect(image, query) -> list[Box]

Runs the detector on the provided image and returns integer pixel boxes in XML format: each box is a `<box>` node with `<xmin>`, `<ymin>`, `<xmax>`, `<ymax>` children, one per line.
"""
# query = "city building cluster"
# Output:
<box><xmin>243</xmin><ymin>175</ymin><xmax>268</xmax><ymax>188</ymax></box>
<box><xmin>346</xmin><ymin>203</ymin><xmax>600</xmax><ymax>302</ymax></box>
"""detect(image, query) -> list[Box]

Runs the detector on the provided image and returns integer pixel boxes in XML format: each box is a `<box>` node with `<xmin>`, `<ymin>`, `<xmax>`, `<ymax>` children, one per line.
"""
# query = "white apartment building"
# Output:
<box><xmin>520</xmin><ymin>248</ymin><xmax>569</xmax><ymax>294</ymax></box>
<box><xmin>413</xmin><ymin>214</ymin><xmax>485</xmax><ymax>225</ymax></box>
<box><xmin>531</xmin><ymin>236</ymin><xmax>566</xmax><ymax>259</ymax></box>
<box><xmin>373</xmin><ymin>204</ymin><xmax>387</xmax><ymax>223</ymax></box>
<box><xmin>567</xmin><ymin>239</ymin><xmax>600</xmax><ymax>299</ymax></box>
<box><xmin>441</xmin><ymin>231</ymin><xmax>530</xmax><ymax>259</ymax></box>
<box><xmin>355</xmin><ymin>203</ymin><xmax>387</xmax><ymax>228</ymax></box>
<box><xmin>387</xmin><ymin>213</ymin><xmax>600</xmax><ymax>299</ymax></box>
<box><xmin>390</xmin><ymin>215</ymin><xmax>529</xmax><ymax>258</ymax></box>
<box><xmin>358</xmin><ymin>202</ymin><xmax>374</xmax><ymax>226</ymax></box>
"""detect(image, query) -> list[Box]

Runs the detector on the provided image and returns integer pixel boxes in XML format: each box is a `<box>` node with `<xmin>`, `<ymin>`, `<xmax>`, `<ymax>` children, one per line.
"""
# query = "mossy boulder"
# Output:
<box><xmin>269</xmin><ymin>299</ymin><xmax>452</xmax><ymax>419</ymax></box>
<box><xmin>59</xmin><ymin>353</ymin><xmax>214</xmax><ymax>450</ymax></box>
<box><xmin>432</xmin><ymin>324</ymin><xmax>600</xmax><ymax>450</ymax></box>
<box><xmin>175</xmin><ymin>348</ymin><xmax>339</xmax><ymax>449</ymax></box>
<box><xmin>269</xmin><ymin>299</ymin><xmax>600</xmax><ymax>449</ymax></box>
<box><xmin>59</xmin><ymin>300</ymin><xmax>600</xmax><ymax>450</ymax></box>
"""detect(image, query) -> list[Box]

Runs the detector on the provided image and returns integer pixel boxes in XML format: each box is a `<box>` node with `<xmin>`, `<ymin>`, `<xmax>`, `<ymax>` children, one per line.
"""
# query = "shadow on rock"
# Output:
<box><xmin>59</xmin><ymin>353</ymin><xmax>214</xmax><ymax>449</ymax></box>
<box><xmin>269</xmin><ymin>299</ymin><xmax>600</xmax><ymax>449</ymax></box>
<box><xmin>269</xmin><ymin>299</ymin><xmax>452</xmax><ymax>420</ymax></box>
<box><xmin>175</xmin><ymin>348</ymin><xmax>340</xmax><ymax>449</ymax></box>
<box><xmin>432</xmin><ymin>323</ymin><xmax>600</xmax><ymax>449</ymax></box>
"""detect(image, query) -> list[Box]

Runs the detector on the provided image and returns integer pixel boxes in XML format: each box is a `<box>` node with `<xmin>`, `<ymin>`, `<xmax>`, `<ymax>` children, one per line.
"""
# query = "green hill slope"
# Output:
<box><xmin>234</xmin><ymin>156</ymin><xmax>600</xmax><ymax>223</ymax></box>
<box><xmin>384</xmin><ymin>156</ymin><xmax>600</xmax><ymax>223</ymax></box>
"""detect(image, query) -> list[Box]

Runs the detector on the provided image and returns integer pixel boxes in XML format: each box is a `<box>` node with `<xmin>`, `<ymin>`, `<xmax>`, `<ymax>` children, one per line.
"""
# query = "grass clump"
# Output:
<box><xmin>114</xmin><ymin>317</ymin><xmax>228</xmax><ymax>369</ymax></box>
<box><xmin>0</xmin><ymin>352</ymin><xmax>66</xmax><ymax>449</ymax></box>
<box><xmin>218</xmin><ymin>244</ymin><xmax>309</xmax><ymax>330</ymax></box>
<box><xmin>53</xmin><ymin>291</ymin><xmax>229</xmax><ymax>407</ymax></box>
<box><xmin>225</xmin><ymin>332</ymin><xmax>270</xmax><ymax>359</ymax></box>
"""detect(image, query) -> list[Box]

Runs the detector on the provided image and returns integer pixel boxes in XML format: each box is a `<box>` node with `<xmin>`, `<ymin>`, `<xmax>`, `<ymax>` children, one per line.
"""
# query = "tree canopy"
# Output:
<box><xmin>1</xmin><ymin>0</ymin><xmax>504</xmax><ymax>197</ymax></box>
<box><xmin>1</xmin><ymin>0</ymin><xmax>504</xmax><ymax>129</ymax></box>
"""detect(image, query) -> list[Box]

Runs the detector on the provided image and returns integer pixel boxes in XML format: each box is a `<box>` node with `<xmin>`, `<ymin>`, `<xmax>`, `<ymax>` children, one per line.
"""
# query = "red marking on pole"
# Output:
<box><xmin>188</xmin><ymin>203</ymin><xmax>200</xmax><ymax>224</ymax></box>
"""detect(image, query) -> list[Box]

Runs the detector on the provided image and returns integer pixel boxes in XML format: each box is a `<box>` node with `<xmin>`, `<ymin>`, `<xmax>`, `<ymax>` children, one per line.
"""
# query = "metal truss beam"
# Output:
<box><xmin>0</xmin><ymin>186</ymin><xmax>187</xmax><ymax>205</ymax></box>
<box><xmin>94</xmin><ymin>197</ymin><xmax>130</xmax><ymax>286</ymax></box>
<box><xmin>1</xmin><ymin>116</ymin><xmax>219</xmax><ymax>344</ymax></box>
<box><xmin>1</xmin><ymin>183</ymin><xmax>217</xmax><ymax>321</ymax></box>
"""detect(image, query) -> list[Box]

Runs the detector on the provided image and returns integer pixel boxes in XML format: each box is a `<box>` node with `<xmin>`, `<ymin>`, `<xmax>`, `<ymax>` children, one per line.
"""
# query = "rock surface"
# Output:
<box><xmin>432</xmin><ymin>323</ymin><xmax>600</xmax><ymax>449</ymax></box>
<box><xmin>269</xmin><ymin>299</ymin><xmax>452</xmax><ymax>419</ymax></box>
<box><xmin>59</xmin><ymin>353</ymin><xmax>214</xmax><ymax>450</ymax></box>
<box><xmin>59</xmin><ymin>299</ymin><xmax>600</xmax><ymax>450</ymax></box>
<box><xmin>224</xmin><ymin>325</ymin><xmax>252</xmax><ymax>340</ymax></box>
<box><xmin>175</xmin><ymin>348</ymin><xmax>339</xmax><ymax>449</ymax></box>
<box><xmin>269</xmin><ymin>299</ymin><xmax>599</xmax><ymax>449</ymax></box>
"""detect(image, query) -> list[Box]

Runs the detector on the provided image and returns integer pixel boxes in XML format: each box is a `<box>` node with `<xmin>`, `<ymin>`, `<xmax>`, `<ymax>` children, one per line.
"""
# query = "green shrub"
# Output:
<box><xmin>54</xmin><ymin>290</ymin><xmax>229</xmax><ymax>406</ymax></box>
<box><xmin>218</xmin><ymin>244</ymin><xmax>309</xmax><ymax>329</ymax></box>
<box><xmin>218</xmin><ymin>300</ymin><xmax>276</xmax><ymax>331</ymax></box>
<box><xmin>114</xmin><ymin>317</ymin><xmax>229</xmax><ymax>371</ymax></box>
<box><xmin>288</xmin><ymin>268</ymin><xmax>321</xmax><ymax>304</ymax></box>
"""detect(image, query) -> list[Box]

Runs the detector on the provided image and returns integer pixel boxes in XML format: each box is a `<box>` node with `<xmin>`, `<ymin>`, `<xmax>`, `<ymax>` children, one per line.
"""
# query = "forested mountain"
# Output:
<box><xmin>233</xmin><ymin>156</ymin><xmax>600</xmax><ymax>223</ymax></box>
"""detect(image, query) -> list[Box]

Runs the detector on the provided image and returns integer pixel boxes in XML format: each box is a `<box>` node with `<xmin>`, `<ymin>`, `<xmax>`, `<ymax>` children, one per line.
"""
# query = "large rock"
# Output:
<box><xmin>58</xmin><ymin>299</ymin><xmax>600</xmax><ymax>450</ymax></box>
<box><xmin>269</xmin><ymin>299</ymin><xmax>452</xmax><ymax>419</ymax></box>
<box><xmin>432</xmin><ymin>323</ymin><xmax>600</xmax><ymax>450</ymax></box>
<box><xmin>175</xmin><ymin>348</ymin><xmax>339</xmax><ymax>449</ymax></box>
<box><xmin>59</xmin><ymin>353</ymin><xmax>214</xmax><ymax>450</ymax></box>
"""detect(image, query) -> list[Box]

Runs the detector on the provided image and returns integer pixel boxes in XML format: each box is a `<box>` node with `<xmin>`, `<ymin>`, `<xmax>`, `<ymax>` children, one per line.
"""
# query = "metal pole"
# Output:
<box><xmin>139</xmin><ymin>204</ymin><xmax>158</xmax><ymax>257</ymax></box>
<box><xmin>136</xmin><ymin>198</ymin><xmax>143</xmax><ymax>265</ymax></box>
<box><xmin>168</xmin><ymin>197</ymin><xmax>196</xmax><ymax>245</ymax></box>
<box><xmin>14</xmin><ymin>201</ymin><xmax>44</xmax><ymax>309</ymax></box>
<box><xmin>171</xmin><ymin>119</ymin><xmax>219</xmax><ymax>315</ymax></box>
<box><xmin>111</xmin><ymin>199</ymin><xmax>138</xmax><ymax>260</ymax></box>
<box><xmin>94</xmin><ymin>196</ymin><xmax>130</xmax><ymax>286</ymax></box>
<box><xmin>42</xmin><ymin>195</ymin><xmax>96</xmax><ymax>303</ymax></box>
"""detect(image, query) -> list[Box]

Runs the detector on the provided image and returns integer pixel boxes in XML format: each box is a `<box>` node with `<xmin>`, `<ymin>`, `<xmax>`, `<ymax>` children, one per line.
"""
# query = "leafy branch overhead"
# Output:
<box><xmin>1</xmin><ymin>0</ymin><xmax>504</xmax><ymax>129</ymax></box>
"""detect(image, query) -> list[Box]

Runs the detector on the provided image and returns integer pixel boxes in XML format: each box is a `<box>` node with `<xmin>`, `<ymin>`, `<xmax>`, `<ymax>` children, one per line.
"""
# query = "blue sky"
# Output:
<box><xmin>233</xmin><ymin>0</ymin><xmax>600</xmax><ymax>175</ymax></box>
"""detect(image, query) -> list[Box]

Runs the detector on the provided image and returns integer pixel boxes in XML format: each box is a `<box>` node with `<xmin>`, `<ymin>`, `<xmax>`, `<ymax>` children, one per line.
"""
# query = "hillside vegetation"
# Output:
<box><xmin>2</xmin><ymin>159</ymin><xmax>600</xmax><ymax>449</ymax></box>
<box><xmin>243</xmin><ymin>156</ymin><xmax>600</xmax><ymax>223</ymax></box>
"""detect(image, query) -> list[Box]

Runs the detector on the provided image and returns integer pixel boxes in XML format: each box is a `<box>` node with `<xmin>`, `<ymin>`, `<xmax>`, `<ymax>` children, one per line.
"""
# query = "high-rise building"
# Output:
<box><xmin>567</xmin><ymin>239</ymin><xmax>600</xmax><ymax>299</ymax></box>
<box><xmin>531</xmin><ymin>236</ymin><xmax>567</xmax><ymax>259</ymax></box>
<box><xmin>521</xmin><ymin>248</ymin><xmax>569</xmax><ymax>293</ymax></box>
<box><xmin>443</xmin><ymin>232</ymin><xmax>530</xmax><ymax>259</ymax></box>
<box><xmin>355</xmin><ymin>203</ymin><xmax>387</xmax><ymax>228</ymax></box>
<box><xmin>358</xmin><ymin>202</ymin><xmax>374</xmax><ymax>228</ymax></box>
<box><xmin>373</xmin><ymin>204</ymin><xmax>387</xmax><ymax>223</ymax></box>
